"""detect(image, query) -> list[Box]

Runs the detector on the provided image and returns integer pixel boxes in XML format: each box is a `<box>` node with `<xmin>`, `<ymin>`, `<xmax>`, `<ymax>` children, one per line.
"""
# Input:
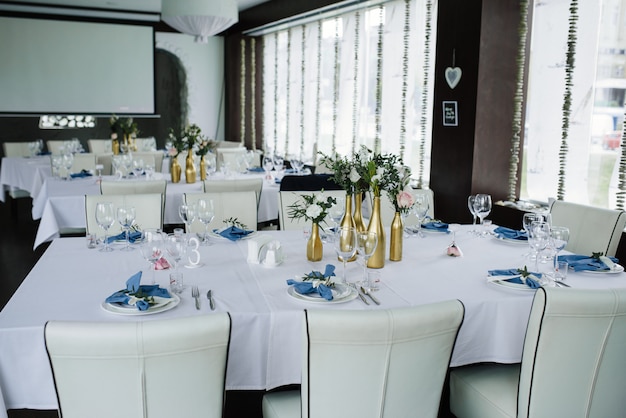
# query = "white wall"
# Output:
<box><xmin>155</xmin><ymin>32</ymin><xmax>225</xmax><ymax>141</ymax></box>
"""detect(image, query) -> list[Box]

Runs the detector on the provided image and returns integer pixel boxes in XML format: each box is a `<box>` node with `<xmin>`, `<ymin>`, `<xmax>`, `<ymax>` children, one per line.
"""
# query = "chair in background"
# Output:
<box><xmin>85</xmin><ymin>193</ymin><xmax>164</xmax><ymax>236</ymax></box>
<box><xmin>263</xmin><ymin>301</ymin><xmax>465</xmax><ymax>418</ymax></box>
<box><xmin>203</xmin><ymin>177</ymin><xmax>263</xmax><ymax>207</ymax></box>
<box><xmin>132</xmin><ymin>151</ymin><xmax>164</xmax><ymax>172</ymax></box>
<box><xmin>47</xmin><ymin>139</ymin><xmax>82</xmax><ymax>155</ymax></box>
<box><xmin>216</xmin><ymin>147</ymin><xmax>247</xmax><ymax>172</ymax></box>
<box><xmin>70</xmin><ymin>153</ymin><xmax>97</xmax><ymax>174</ymax></box>
<box><xmin>87</xmin><ymin>139</ymin><xmax>112</xmax><ymax>154</ymax></box>
<box><xmin>96</xmin><ymin>153</ymin><xmax>113</xmax><ymax>175</ymax></box>
<box><xmin>45</xmin><ymin>314</ymin><xmax>231</xmax><ymax>418</ymax></box>
<box><xmin>184</xmin><ymin>191</ymin><xmax>258</xmax><ymax>233</ymax></box>
<box><xmin>549</xmin><ymin>199</ymin><xmax>626</xmax><ymax>257</ymax></box>
<box><xmin>2</xmin><ymin>141</ymin><xmax>36</xmax><ymax>158</ymax></box>
<box><xmin>450</xmin><ymin>287</ymin><xmax>626</xmax><ymax>418</ymax></box>
<box><xmin>100</xmin><ymin>179</ymin><xmax>167</xmax><ymax>196</ymax></box>
<box><xmin>134</xmin><ymin>137</ymin><xmax>157</xmax><ymax>151</ymax></box>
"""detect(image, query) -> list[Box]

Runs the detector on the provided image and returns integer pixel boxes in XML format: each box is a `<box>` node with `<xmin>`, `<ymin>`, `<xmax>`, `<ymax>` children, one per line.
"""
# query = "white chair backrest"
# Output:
<box><xmin>96</xmin><ymin>153</ymin><xmax>113</xmax><ymax>175</ymax></box>
<box><xmin>70</xmin><ymin>153</ymin><xmax>96</xmax><ymax>173</ymax></box>
<box><xmin>518</xmin><ymin>287</ymin><xmax>626</xmax><ymax>417</ymax></box>
<box><xmin>85</xmin><ymin>193</ymin><xmax>164</xmax><ymax>236</ymax></box>
<box><xmin>2</xmin><ymin>141</ymin><xmax>33</xmax><ymax>157</ymax></box>
<box><xmin>87</xmin><ymin>139</ymin><xmax>112</xmax><ymax>154</ymax></box>
<box><xmin>134</xmin><ymin>137</ymin><xmax>157</xmax><ymax>151</ymax></box>
<box><xmin>100</xmin><ymin>179</ymin><xmax>167</xmax><ymax>196</ymax></box>
<box><xmin>216</xmin><ymin>147</ymin><xmax>247</xmax><ymax>171</ymax></box>
<box><xmin>302</xmin><ymin>302</ymin><xmax>464</xmax><ymax>418</ymax></box>
<box><xmin>203</xmin><ymin>177</ymin><xmax>263</xmax><ymax>207</ymax></box>
<box><xmin>215</xmin><ymin>140</ymin><xmax>244</xmax><ymax>149</ymax></box>
<box><xmin>184</xmin><ymin>191</ymin><xmax>258</xmax><ymax>232</ymax></box>
<box><xmin>45</xmin><ymin>314</ymin><xmax>231</xmax><ymax>418</ymax></box>
<box><xmin>132</xmin><ymin>151</ymin><xmax>164</xmax><ymax>172</ymax></box>
<box><xmin>549</xmin><ymin>200</ymin><xmax>626</xmax><ymax>257</ymax></box>
<box><xmin>278</xmin><ymin>189</ymin><xmax>346</xmax><ymax>231</ymax></box>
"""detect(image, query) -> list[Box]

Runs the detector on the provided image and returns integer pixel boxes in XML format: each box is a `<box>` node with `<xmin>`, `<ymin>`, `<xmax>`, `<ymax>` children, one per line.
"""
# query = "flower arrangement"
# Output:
<box><xmin>196</xmin><ymin>138</ymin><xmax>217</xmax><ymax>157</ymax></box>
<box><xmin>109</xmin><ymin>115</ymin><xmax>139</xmax><ymax>139</ymax></box>
<box><xmin>287</xmin><ymin>191</ymin><xmax>337</xmax><ymax>226</ymax></box>
<box><xmin>166</xmin><ymin>123</ymin><xmax>206</xmax><ymax>158</ymax></box>
<box><xmin>387</xmin><ymin>165</ymin><xmax>414</xmax><ymax>214</ymax></box>
<box><xmin>356</xmin><ymin>146</ymin><xmax>402</xmax><ymax>197</ymax></box>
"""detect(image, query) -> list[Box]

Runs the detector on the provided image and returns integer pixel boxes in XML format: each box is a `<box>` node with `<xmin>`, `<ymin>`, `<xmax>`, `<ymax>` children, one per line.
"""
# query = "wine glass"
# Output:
<box><xmin>467</xmin><ymin>195</ymin><xmax>478</xmax><ymax>234</ymax></box>
<box><xmin>357</xmin><ymin>231</ymin><xmax>378</xmax><ymax>287</ymax></box>
<box><xmin>139</xmin><ymin>229</ymin><xmax>164</xmax><ymax>285</ymax></box>
<box><xmin>262</xmin><ymin>155</ymin><xmax>274</xmax><ymax>180</ymax></box>
<box><xmin>289</xmin><ymin>155</ymin><xmax>305</xmax><ymax>174</ymax></box>
<box><xmin>472</xmin><ymin>194</ymin><xmax>492</xmax><ymax>236</ymax></box>
<box><xmin>179</xmin><ymin>202</ymin><xmax>197</xmax><ymax>235</ymax></box>
<box><xmin>412</xmin><ymin>194</ymin><xmax>430</xmax><ymax>237</ymax></box>
<box><xmin>95</xmin><ymin>202</ymin><xmax>115</xmax><ymax>252</ymax></box>
<box><xmin>196</xmin><ymin>198</ymin><xmax>215</xmax><ymax>246</ymax></box>
<box><xmin>116</xmin><ymin>206</ymin><xmax>136</xmax><ymax>251</ymax></box>
<box><xmin>132</xmin><ymin>158</ymin><xmax>144</xmax><ymax>177</ymax></box>
<box><xmin>334</xmin><ymin>227</ymin><xmax>357</xmax><ymax>284</ymax></box>
<box><xmin>62</xmin><ymin>152</ymin><xmax>73</xmax><ymax>180</ymax></box>
<box><xmin>550</xmin><ymin>226</ymin><xmax>570</xmax><ymax>281</ymax></box>
<box><xmin>165</xmin><ymin>233</ymin><xmax>186</xmax><ymax>273</ymax></box>
<box><xmin>328</xmin><ymin>196</ymin><xmax>345</xmax><ymax>242</ymax></box>
<box><xmin>528</xmin><ymin>221</ymin><xmax>551</xmax><ymax>274</ymax></box>
<box><xmin>273</xmin><ymin>154</ymin><xmax>284</xmax><ymax>171</ymax></box>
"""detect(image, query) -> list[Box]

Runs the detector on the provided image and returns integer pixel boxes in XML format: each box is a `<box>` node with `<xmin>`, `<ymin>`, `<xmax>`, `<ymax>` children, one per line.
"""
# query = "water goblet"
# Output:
<box><xmin>196</xmin><ymin>198</ymin><xmax>215</xmax><ymax>246</ymax></box>
<box><xmin>144</xmin><ymin>163</ymin><xmax>155</xmax><ymax>180</ymax></box>
<box><xmin>51</xmin><ymin>155</ymin><xmax>63</xmax><ymax>179</ymax></box>
<box><xmin>95</xmin><ymin>202</ymin><xmax>115</xmax><ymax>252</ymax></box>
<box><xmin>472</xmin><ymin>194</ymin><xmax>492</xmax><ymax>236</ymax></box>
<box><xmin>165</xmin><ymin>233</ymin><xmax>186</xmax><ymax>274</ymax></box>
<box><xmin>132</xmin><ymin>158</ymin><xmax>144</xmax><ymax>177</ymax></box>
<box><xmin>467</xmin><ymin>195</ymin><xmax>478</xmax><ymax>234</ymax></box>
<box><xmin>334</xmin><ymin>227</ymin><xmax>357</xmax><ymax>284</ymax></box>
<box><xmin>178</xmin><ymin>202</ymin><xmax>197</xmax><ymax>235</ymax></box>
<box><xmin>528</xmin><ymin>221</ymin><xmax>551</xmax><ymax>274</ymax></box>
<box><xmin>550</xmin><ymin>226</ymin><xmax>570</xmax><ymax>281</ymax></box>
<box><xmin>357</xmin><ymin>231</ymin><xmax>378</xmax><ymax>287</ymax></box>
<box><xmin>412</xmin><ymin>194</ymin><xmax>430</xmax><ymax>237</ymax></box>
<box><xmin>328</xmin><ymin>196</ymin><xmax>345</xmax><ymax>242</ymax></box>
<box><xmin>138</xmin><ymin>229</ymin><xmax>164</xmax><ymax>284</ymax></box>
<box><xmin>116</xmin><ymin>206</ymin><xmax>136</xmax><ymax>251</ymax></box>
<box><xmin>62</xmin><ymin>152</ymin><xmax>73</xmax><ymax>180</ymax></box>
<box><xmin>273</xmin><ymin>154</ymin><xmax>284</xmax><ymax>171</ymax></box>
<box><xmin>262</xmin><ymin>156</ymin><xmax>274</xmax><ymax>180</ymax></box>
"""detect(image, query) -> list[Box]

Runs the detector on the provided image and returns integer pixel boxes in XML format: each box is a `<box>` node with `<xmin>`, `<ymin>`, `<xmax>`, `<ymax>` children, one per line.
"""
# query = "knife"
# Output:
<box><xmin>207</xmin><ymin>289</ymin><xmax>215</xmax><ymax>310</ymax></box>
<box><xmin>356</xmin><ymin>288</ymin><xmax>369</xmax><ymax>305</ymax></box>
<box><xmin>361</xmin><ymin>286</ymin><xmax>380</xmax><ymax>305</ymax></box>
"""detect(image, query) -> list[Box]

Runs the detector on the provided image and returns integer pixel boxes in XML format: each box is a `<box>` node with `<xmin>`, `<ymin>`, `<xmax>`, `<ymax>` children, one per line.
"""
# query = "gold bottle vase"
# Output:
<box><xmin>352</xmin><ymin>192</ymin><xmax>367</xmax><ymax>232</ymax></box>
<box><xmin>185</xmin><ymin>149</ymin><xmax>196</xmax><ymax>183</ymax></box>
<box><xmin>389</xmin><ymin>212</ymin><xmax>403</xmax><ymax>261</ymax></box>
<box><xmin>112</xmin><ymin>139</ymin><xmax>120</xmax><ymax>155</ymax></box>
<box><xmin>367</xmin><ymin>196</ymin><xmax>385</xmax><ymax>268</ymax></box>
<box><xmin>339</xmin><ymin>193</ymin><xmax>357</xmax><ymax>262</ymax></box>
<box><xmin>171</xmin><ymin>156</ymin><xmax>182</xmax><ymax>183</ymax></box>
<box><xmin>200</xmin><ymin>155</ymin><xmax>207</xmax><ymax>180</ymax></box>
<box><xmin>307</xmin><ymin>223</ymin><xmax>323</xmax><ymax>262</ymax></box>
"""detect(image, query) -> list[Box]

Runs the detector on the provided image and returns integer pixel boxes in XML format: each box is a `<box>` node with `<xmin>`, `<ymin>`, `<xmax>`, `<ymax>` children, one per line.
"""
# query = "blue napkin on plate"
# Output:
<box><xmin>488</xmin><ymin>268</ymin><xmax>542</xmax><ymax>288</ymax></box>
<box><xmin>247</xmin><ymin>167</ymin><xmax>265</xmax><ymax>172</ymax></box>
<box><xmin>422</xmin><ymin>221</ymin><xmax>449</xmax><ymax>232</ymax></box>
<box><xmin>287</xmin><ymin>264</ymin><xmax>336</xmax><ymax>300</ymax></box>
<box><xmin>557</xmin><ymin>254</ymin><xmax>619</xmax><ymax>272</ymax></box>
<box><xmin>105</xmin><ymin>271</ymin><xmax>171</xmax><ymax>311</ymax></box>
<box><xmin>106</xmin><ymin>231</ymin><xmax>142</xmax><ymax>244</ymax></box>
<box><xmin>494</xmin><ymin>226</ymin><xmax>528</xmax><ymax>240</ymax></box>
<box><xmin>214</xmin><ymin>226</ymin><xmax>253</xmax><ymax>241</ymax></box>
<box><xmin>70</xmin><ymin>169</ymin><xmax>92</xmax><ymax>179</ymax></box>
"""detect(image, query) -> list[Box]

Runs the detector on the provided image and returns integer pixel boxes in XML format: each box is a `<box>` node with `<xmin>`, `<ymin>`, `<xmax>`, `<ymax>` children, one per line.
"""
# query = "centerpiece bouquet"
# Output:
<box><xmin>288</xmin><ymin>191</ymin><xmax>337</xmax><ymax>261</ymax></box>
<box><xmin>109</xmin><ymin>115</ymin><xmax>139</xmax><ymax>153</ymax></box>
<box><xmin>386</xmin><ymin>164</ymin><xmax>414</xmax><ymax>214</ymax></box>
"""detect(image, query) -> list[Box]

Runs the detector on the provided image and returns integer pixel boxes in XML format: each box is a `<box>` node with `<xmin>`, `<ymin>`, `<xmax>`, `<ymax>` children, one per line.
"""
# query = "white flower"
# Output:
<box><xmin>349</xmin><ymin>167</ymin><xmax>361</xmax><ymax>183</ymax></box>
<box><xmin>371</xmin><ymin>167</ymin><xmax>385</xmax><ymax>184</ymax></box>
<box><xmin>306</xmin><ymin>204</ymin><xmax>322</xmax><ymax>219</ymax></box>
<box><xmin>314</xmin><ymin>192</ymin><xmax>325</xmax><ymax>203</ymax></box>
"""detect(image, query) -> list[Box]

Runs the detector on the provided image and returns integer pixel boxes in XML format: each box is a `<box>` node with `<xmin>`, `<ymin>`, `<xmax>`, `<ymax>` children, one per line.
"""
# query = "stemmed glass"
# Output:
<box><xmin>139</xmin><ymin>229</ymin><xmax>164</xmax><ymax>285</ymax></box>
<box><xmin>178</xmin><ymin>203</ymin><xmax>197</xmax><ymax>235</ymax></box>
<box><xmin>357</xmin><ymin>231</ymin><xmax>378</xmax><ymax>287</ymax></box>
<box><xmin>196</xmin><ymin>198</ymin><xmax>215</xmax><ymax>246</ymax></box>
<box><xmin>95</xmin><ymin>202</ymin><xmax>115</xmax><ymax>252</ymax></box>
<box><xmin>263</xmin><ymin>156</ymin><xmax>274</xmax><ymax>180</ymax></box>
<box><xmin>165</xmin><ymin>233</ymin><xmax>186</xmax><ymax>273</ymax></box>
<box><xmin>62</xmin><ymin>153</ymin><xmax>73</xmax><ymax>180</ymax></box>
<box><xmin>550</xmin><ymin>226</ymin><xmax>570</xmax><ymax>279</ymax></box>
<box><xmin>467</xmin><ymin>195</ymin><xmax>478</xmax><ymax>234</ymax></box>
<box><xmin>132</xmin><ymin>158</ymin><xmax>144</xmax><ymax>177</ymax></box>
<box><xmin>472</xmin><ymin>194</ymin><xmax>492</xmax><ymax>236</ymax></box>
<box><xmin>289</xmin><ymin>154</ymin><xmax>305</xmax><ymax>174</ymax></box>
<box><xmin>273</xmin><ymin>154</ymin><xmax>284</xmax><ymax>171</ymax></box>
<box><xmin>327</xmin><ymin>196</ymin><xmax>345</xmax><ymax>242</ymax></box>
<box><xmin>528</xmin><ymin>221</ymin><xmax>551</xmax><ymax>273</ymax></box>
<box><xmin>412</xmin><ymin>194</ymin><xmax>430</xmax><ymax>237</ymax></box>
<box><xmin>116</xmin><ymin>205</ymin><xmax>136</xmax><ymax>251</ymax></box>
<box><xmin>334</xmin><ymin>227</ymin><xmax>357</xmax><ymax>284</ymax></box>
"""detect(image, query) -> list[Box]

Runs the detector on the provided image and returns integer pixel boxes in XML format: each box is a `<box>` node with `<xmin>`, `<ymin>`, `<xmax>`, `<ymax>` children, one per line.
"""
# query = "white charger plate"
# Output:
<box><xmin>287</xmin><ymin>283</ymin><xmax>357</xmax><ymax>303</ymax></box>
<box><xmin>101</xmin><ymin>294</ymin><xmax>180</xmax><ymax>315</ymax></box>
<box><xmin>487</xmin><ymin>277</ymin><xmax>537</xmax><ymax>292</ymax></box>
<box><xmin>578</xmin><ymin>263</ymin><xmax>624</xmax><ymax>274</ymax></box>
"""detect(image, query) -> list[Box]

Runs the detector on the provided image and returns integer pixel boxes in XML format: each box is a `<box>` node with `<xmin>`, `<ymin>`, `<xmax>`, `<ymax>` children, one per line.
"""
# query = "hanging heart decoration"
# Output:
<box><xmin>445</xmin><ymin>67</ymin><xmax>462</xmax><ymax>89</ymax></box>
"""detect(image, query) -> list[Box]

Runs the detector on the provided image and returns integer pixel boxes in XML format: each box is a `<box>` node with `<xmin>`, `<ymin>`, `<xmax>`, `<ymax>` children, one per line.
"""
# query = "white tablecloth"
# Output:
<box><xmin>0</xmin><ymin>156</ymin><xmax>51</xmax><ymax>202</ymax></box>
<box><xmin>1</xmin><ymin>226</ymin><xmax>625</xmax><ymax>410</ymax></box>
<box><xmin>31</xmin><ymin>173</ymin><xmax>280</xmax><ymax>249</ymax></box>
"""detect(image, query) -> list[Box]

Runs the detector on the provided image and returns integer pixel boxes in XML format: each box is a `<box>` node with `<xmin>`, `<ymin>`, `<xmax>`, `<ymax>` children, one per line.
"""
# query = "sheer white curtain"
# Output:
<box><xmin>261</xmin><ymin>0</ymin><xmax>436</xmax><ymax>184</ymax></box>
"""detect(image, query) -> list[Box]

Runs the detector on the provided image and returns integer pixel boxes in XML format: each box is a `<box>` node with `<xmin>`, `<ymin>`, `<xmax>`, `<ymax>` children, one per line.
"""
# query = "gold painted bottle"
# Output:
<box><xmin>389</xmin><ymin>211</ymin><xmax>403</xmax><ymax>261</ymax></box>
<box><xmin>185</xmin><ymin>148</ymin><xmax>196</xmax><ymax>183</ymax></box>
<box><xmin>367</xmin><ymin>196</ymin><xmax>385</xmax><ymax>268</ymax></box>
<box><xmin>200</xmin><ymin>155</ymin><xmax>207</xmax><ymax>180</ymax></box>
<box><xmin>339</xmin><ymin>193</ymin><xmax>357</xmax><ymax>262</ymax></box>
<box><xmin>171</xmin><ymin>156</ymin><xmax>181</xmax><ymax>183</ymax></box>
<box><xmin>307</xmin><ymin>223</ymin><xmax>323</xmax><ymax>261</ymax></box>
<box><xmin>352</xmin><ymin>192</ymin><xmax>366</xmax><ymax>232</ymax></box>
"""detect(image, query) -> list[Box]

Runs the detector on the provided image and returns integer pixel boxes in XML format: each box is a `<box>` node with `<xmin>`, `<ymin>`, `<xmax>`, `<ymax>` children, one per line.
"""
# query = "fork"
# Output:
<box><xmin>192</xmin><ymin>285</ymin><xmax>200</xmax><ymax>310</ymax></box>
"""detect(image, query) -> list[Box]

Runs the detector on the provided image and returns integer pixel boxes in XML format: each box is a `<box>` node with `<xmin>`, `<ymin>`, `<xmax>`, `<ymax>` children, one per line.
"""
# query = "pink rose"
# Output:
<box><xmin>396</xmin><ymin>191</ymin><xmax>415</xmax><ymax>209</ymax></box>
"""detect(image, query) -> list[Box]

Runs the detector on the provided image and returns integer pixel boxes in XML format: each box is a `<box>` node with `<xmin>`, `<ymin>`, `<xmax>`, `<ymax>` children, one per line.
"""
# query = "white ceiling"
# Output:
<box><xmin>2</xmin><ymin>0</ymin><xmax>269</xmax><ymax>13</ymax></box>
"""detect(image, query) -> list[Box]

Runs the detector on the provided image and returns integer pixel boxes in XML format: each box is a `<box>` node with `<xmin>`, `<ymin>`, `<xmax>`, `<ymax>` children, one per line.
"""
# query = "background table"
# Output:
<box><xmin>0</xmin><ymin>156</ymin><xmax>51</xmax><ymax>202</ymax></box>
<box><xmin>1</xmin><ymin>225</ymin><xmax>624</xmax><ymax>410</ymax></box>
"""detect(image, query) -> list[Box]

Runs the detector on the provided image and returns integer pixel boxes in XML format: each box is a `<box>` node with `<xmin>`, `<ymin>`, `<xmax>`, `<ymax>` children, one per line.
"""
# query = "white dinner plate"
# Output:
<box><xmin>487</xmin><ymin>277</ymin><xmax>537</xmax><ymax>292</ymax></box>
<box><xmin>101</xmin><ymin>294</ymin><xmax>180</xmax><ymax>315</ymax></box>
<box><xmin>287</xmin><ymin>283</ymin><xmax>358</xmax><ymax>304</ymax></box>
<box><xmin>578</xmin><ymin>263</ymin><xmax>624</xmax><ymax>274</ymax></box>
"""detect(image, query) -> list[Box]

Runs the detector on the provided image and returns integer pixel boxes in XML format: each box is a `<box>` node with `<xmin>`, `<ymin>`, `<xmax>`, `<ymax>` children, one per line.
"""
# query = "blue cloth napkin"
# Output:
<box><xmin>247</xmin><ymin>167</ymin><xmax>265</xmax><ymax>172</ymax></box>
<box><xmin>105</xmin><ymin>271</ymin><xmax>171</xmax><ymax>311</ymax></box>
<box><xmin>488</xmin><ymin>268</ymin><xmax>542</xmax><ymax>288</ymax></box>
<box><xmin>422</xmin><ymin>221</ymin><xmax>449</xmax><ymax>232</ymax></box>
<box><xmin>557</xmin><ymin>254</ymin><xmax>619</xmax><ymax>272</ymax></box>
<box><xmin>287</xmin><ymin>264</ymin><xmax>337</xmax><ymax>300</ymax></box>
<box><xmin>106</xmin><ymin>231</ymin><xmax>142</xmax><ymax>244</ymax></box>
<box><xmin>214</xmin><ymin>226</ymin><xmax>253</xmax><ymax>241</ymax></box>
<box><xmin>494</xmin><ymin>226</ymin><xmax>528</xmax><ymax>240</ymax></box>
<box><xmin>70</xmin><ymin>169</ymin><xmax>92</xmax><ymax>178</ymax></box>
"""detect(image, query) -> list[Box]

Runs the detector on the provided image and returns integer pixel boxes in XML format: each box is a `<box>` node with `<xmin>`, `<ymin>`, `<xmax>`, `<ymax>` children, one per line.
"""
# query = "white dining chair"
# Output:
<box><xmin>278</xmin><ymin>189</ymin><xmax>346</xmax><ymax>231</ymax></box>
<box><xmin>96</xmin><ymin>153</ymin><xmax>113</xmax><ymax>175</ymax></box>
<box><xmin>549</xmin><ymin>199</ymin><xmax>626</xmax><ymax>257</ymax></box>
<box><xmin>203</xmin><ymin>177</ymin><xmax>263</xmax><ymax>207</ymax></box>
<box><xmin>134</xmin><ymin>137</ymin><xmax>157</xmax><ymax>151</ymax></box>
<box><xmin>450</xmin><ymin>287</ymin><xmax>626</xmax><ymax>418</ymax></box>
<box><xmin>184</xmin><ymin>191</ymin><xmax>258</xmax><ymax>232</ymax></box>
<box><xmin>132</xmin><ymin>151</ymin><xmax>164</xmax><ymax>172</ymax></box>
<box><xmin>100</xmin><ymin>179</ymin><xmax>167</xmax><ymax>196</ymax></box>
<box><xmin>263</xmin><ymin>301</ymin><xmax>465</xmax><ymax>418</ymax></box>
<box><xmin>85</xmin><ymin>193</ymin><xmax>164</xmax><ymax>236</ymax></box>
<box><xmin>87</xmin><ymin>139</ymin><xmax>112</xmax><ymax>154</ymax></box>
<box><xmin>70</xmin><ymin>153</ymin><xmax>97</xmax><ymax>174</ymax></box>
<box><xmin>45</xmin><ymin>314</ymin><xmax>231</xmax><ymax>418</ymax></box>
<box><xmin>216</xmin><ymin>147</ymin><xmax>247</xmax><ymax>172</ymax></box>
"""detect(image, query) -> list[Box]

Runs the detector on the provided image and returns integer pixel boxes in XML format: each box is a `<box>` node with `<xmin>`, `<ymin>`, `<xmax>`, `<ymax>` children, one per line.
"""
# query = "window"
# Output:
<box><xmin>258</xmin><ymin>0</ymin><xmax>436</xmax><ymax>185</ymax></box>
<box><xmin>522</xmin><ymin>0</ymin><xmax>626</xmax><ymax>209</ymax></box>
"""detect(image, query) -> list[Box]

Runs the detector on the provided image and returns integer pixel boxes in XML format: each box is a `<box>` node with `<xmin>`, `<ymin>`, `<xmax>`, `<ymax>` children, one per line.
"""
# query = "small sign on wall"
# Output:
<box><xmin>443</xmin><ymin>101</ymin><xmax>458</xmax><ymax>126</ymax></box>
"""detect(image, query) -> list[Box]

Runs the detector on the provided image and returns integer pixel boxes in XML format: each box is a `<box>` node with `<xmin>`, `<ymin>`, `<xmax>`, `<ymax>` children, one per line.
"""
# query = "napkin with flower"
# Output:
<box><xmin>287</xmin><ymin>264</ymin><xmax>336</xmax><ymax>300</ymax></box>
<box><xmin>105</xmin><ymin>271</ymin><xmax>171</xmax><ymax>311</ymax></box>
<box><xmin>213</xmin><ymin>218</ymin><xmax>253</xmax><ymax>241</ymax></box>
<box><xmin>487</xmin><ymin>266</ymin><xmax>542</xmax><ymax>288</ymax></box>
<box><xmin>493</xmin><ymin>226</ymin><xmax>527</xmax><ymax>241</ymax></box>
<box><xmin>558</xmin><ymin>252</ymin><xmax>619</xmax><ymax>272</ymax></box>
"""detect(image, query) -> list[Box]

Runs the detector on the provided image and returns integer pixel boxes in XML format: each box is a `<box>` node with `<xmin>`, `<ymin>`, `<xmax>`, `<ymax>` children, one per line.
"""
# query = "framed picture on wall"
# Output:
<box><xmin>443</xmin><ymin>101</ymin><xmax>458</xmax><ymax>126</ymax></box>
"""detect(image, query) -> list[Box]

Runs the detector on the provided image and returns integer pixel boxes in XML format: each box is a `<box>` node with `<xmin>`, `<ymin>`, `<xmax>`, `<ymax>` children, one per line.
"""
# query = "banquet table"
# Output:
<box><xmin>30</xmin><ymin>173</ymin><xmax>279</xmax><ymax>249</ymax></box>
<box><xmin>0</xmin><ymin>156</ymin><xmax>51</xmax><ymax>202</ymax></box>
<box><xmin>1</xmin><ymin>225</ymin><xmax>625</xmax><ymax>410</ymax></box>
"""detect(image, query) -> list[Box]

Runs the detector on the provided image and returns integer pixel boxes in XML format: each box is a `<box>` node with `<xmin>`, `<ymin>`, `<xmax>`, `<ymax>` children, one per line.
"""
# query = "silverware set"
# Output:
<box><xmin>191</xmin><ymin>286</ymin><xmax>216</xmax><ymax>310</ymax></box>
